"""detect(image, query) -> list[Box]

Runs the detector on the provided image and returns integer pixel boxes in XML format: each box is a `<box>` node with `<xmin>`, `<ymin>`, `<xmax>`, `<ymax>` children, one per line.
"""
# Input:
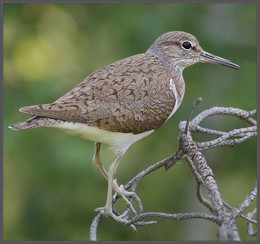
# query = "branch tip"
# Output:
<box><xmin>185</xmin><ymin>97</ymin><xmax>203</xmax><ymax>135</ymax></box>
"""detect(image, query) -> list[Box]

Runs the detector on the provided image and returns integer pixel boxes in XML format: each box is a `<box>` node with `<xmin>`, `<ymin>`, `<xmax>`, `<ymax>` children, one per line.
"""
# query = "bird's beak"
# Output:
<box><xmin>200</xmin><ymin>50</ymin><xmax>240</xmax><ymax>70</ymax></box>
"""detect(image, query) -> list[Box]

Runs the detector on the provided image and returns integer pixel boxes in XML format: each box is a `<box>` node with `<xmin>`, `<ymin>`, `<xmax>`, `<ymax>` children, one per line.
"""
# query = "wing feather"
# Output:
<box><xmin>16</xmin><ymin>53</ymin><xmax>176</xmax><ymax>133</ymax></box>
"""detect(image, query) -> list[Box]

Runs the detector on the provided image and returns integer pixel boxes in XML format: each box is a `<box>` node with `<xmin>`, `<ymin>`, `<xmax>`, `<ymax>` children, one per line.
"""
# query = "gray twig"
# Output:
<box><xmin>246</xmin><ymin>208</ymin><xmax>257</xmax><ymax>237</ymax></box>
<box><xmin>126</xmin><ymin>211</ymin><xmax>218</xmax><ymax>226</ymax></box>
<box><xmin>90</xmin><ymin>213</ymin><xmax>103</xmax><ymax>241</ymax></box>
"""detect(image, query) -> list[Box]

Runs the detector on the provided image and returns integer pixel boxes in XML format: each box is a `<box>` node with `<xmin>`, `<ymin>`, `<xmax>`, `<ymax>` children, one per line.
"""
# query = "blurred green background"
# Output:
<box><xmin>4</xmin><ymin>3</ymin><xmax>256</xmax><ymax>241</ymax></box>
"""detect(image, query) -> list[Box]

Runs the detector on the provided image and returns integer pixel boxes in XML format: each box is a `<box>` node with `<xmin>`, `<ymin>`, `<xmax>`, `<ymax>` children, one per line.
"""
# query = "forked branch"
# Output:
<box><xmin>90</xmin><ymin>100</ymin><xmax>257</xmax><ymax>241</ymax></box>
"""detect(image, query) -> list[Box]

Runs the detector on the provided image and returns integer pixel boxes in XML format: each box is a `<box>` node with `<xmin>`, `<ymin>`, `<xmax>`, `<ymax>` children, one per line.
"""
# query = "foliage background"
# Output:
<box><xmin>4</xmin><ymin>3</ymin><xmax>256</xmax><ymax>241</ymax></box>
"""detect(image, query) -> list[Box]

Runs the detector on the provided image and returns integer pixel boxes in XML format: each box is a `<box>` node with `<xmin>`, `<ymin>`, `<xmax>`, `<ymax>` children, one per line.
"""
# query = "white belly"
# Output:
<box><xmin>50</xmin><ymin>122</ymin><xmax>154</xmax><ymax>154</ymax></box>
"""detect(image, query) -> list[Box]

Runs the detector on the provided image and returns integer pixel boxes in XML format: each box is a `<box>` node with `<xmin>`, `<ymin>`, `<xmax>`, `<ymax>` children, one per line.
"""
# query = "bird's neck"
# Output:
<box><xmin>147</xmin><ymin>48</ymin><xmax>186</xmax><ymax>73</ymax></box>
<box><xmin>146</xmin><ymin>50</ymin><xmax>186</xmax><ymax>105</ymax></box>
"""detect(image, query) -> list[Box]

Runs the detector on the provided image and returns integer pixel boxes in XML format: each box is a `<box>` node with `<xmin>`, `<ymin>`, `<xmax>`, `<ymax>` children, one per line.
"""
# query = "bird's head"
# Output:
<box><xmin>147</xmin><ymin>31</ymin><xmax>240</xmax><ymax>71</ymax></box>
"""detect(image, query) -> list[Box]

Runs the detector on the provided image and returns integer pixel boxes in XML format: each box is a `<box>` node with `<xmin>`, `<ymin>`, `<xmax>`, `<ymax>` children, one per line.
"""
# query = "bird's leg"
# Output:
<box><xmin>93</xmin><ymin>143</ymin><xmax>130</xmax><ymax>198</ymax></box>
<box><xmin>95</xmin><ymin>152</ymin><xmax>126</xmax><ymax>222</ymax></box>
<box><xmin>93</xmin><ymin>143</ymin><xmax>143</xmax><ymax>221</ymax></box>
<box><xmin>92</xmin><ymin>142</ymin><xmax>108</xmax><ymax>179</ymax></box>
<box><xmin>105</xmin><ymin>152</ymin><xmax>124</xmax><ymax>215</ymax></box>
<box><xmin>94</xmin><ymin>150</ymin><xmax>143</xmax><ymax>222</ymax></box>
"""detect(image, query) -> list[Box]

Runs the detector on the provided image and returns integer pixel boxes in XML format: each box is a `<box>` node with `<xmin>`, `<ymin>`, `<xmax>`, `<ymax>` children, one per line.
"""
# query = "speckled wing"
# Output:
<box><xmin>11</xmin><ymin>53</ymin><xmax>176</xmax><ymax>134</ymax></box>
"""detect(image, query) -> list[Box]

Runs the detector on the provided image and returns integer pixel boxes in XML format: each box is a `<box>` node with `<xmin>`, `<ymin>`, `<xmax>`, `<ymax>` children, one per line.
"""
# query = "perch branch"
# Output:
<box><xmin>89</xmin><ymin>102</ymin><xmax>257</xmax><ymax>241</ymax></box>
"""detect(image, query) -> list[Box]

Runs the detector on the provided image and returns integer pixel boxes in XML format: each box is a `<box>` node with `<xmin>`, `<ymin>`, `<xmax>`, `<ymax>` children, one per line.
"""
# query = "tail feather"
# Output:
<box><xmin>9</xmin><ymin>116</ymin><xmax>63</xmax><ymax>130</ymax></box>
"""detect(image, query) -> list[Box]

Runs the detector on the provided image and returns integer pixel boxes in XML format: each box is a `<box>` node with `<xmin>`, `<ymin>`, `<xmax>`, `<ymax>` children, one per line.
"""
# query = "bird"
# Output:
<box><xmin>9</xmin><ymin>31</ymin><xmax>240</xmax><ymax>222</ymax></box>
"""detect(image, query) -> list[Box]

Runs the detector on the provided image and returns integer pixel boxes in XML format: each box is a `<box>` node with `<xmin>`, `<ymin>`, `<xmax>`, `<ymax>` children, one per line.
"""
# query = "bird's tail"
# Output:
<box><xmin>9</xmin><ymin>116</ymin><xmax>62</xmax><ymax>130</ymax></box>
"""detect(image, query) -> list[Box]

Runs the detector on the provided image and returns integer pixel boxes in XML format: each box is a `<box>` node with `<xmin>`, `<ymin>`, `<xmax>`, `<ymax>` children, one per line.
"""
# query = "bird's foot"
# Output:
<box><xmin>94</xmin><ymin>205</ymin><xmax>138</xmax><ymax>231</ymax></box>
<box><xmin>94</xmin><ymin>206</ymin><xmax>129</xmax><ymax>223</ymax></box>
<box><xmin>112</xmin><ymin>179</ymin><xmax>143</xmax><ymax>215</ymax></box>
<box><xmin>94</xmin><ymin>180</ymin><xmax>143</xmax><ymax>224</ymax></box>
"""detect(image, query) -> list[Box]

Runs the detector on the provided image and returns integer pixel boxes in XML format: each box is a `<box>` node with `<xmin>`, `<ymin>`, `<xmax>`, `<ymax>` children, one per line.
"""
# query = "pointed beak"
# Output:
<box><xmin>200</xmin><ymin>50</ymin><xmax>240</xmax><ymax>70</ymax></box>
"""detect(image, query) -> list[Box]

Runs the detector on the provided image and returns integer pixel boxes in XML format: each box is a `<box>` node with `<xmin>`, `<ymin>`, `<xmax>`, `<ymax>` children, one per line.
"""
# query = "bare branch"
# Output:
<box><xmin>193</xmin><ymin>125</ymin><xmax>226</xmax><ymax>136</ymax></box>
<box><xmin>196</xmin><ymin>126</ymin><xmax>256</xmax><ymax>150</ymax></box>
<box><xmin>235</xmin><ymin>184</ymin><xmax>257</xmax><ymax>216</ymax></box>
<box><xmin>189</xmin><ymin>107</ymin><xmax>257</xmax><ymax>126</ymax></box>
<box><xmin>90</xmin><ymin>213</ymin><xmax>103</xmax><ymax>241</ymax></box>
<box><xmin>223</xmin><ymin>200</ymin><xmax>257</xmax><ymax>225</ymax></box>
<box><xmin>178</xmin><ymin>129</ymin><xmax>241</xmax><ymax>240</ymax></box>
<box><xmin>127</xmin><ymin>211</ymin><xmax>219</xmax><ymax>226</ymax></box>
<box><xmin>90</xmin><ymin>103</ymin><xmax>257</xmax><ymax>241</ymax></box>
<box><xmin>185</xmin><ymin>97</ymin><xmax>203</xmax><ymax>135</ymax></box>
<box><xmin>125</xmin><ymin>149</ymin><xmax>185</xmax><ymax>191</ymax></box>
<box><xmin>246</xmin><ymin>208</ymin><xmax>257</xmax><ymax>237</ymax></box>
<box><xmin>196</xmin><ymin>182</ymin><xmax>214</xmax><ymax>213</ymax></box>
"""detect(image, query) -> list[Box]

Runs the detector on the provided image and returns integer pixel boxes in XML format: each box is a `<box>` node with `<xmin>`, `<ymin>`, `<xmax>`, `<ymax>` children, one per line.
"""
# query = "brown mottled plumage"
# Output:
<box><xmin>16</xmin><ymin>53</ymin><xmax>177</xmax><ymax>134</ymax></box>
<box><xmin>9</xmin><ymin>31</ymin><xmax>240</xmax><ymax>221</ymax></box>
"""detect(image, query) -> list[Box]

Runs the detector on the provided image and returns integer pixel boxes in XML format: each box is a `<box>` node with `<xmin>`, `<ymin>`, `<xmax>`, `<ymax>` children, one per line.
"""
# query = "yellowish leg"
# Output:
<box><xmin>92</xmin><ymin>142</ymin><xmax>108</xmax><ymax>179</ymax></box>
<box><xmin>93</xmin><ymin>142</ymin><xmax>143</xmax><ymax>222</ymax></box>
<box><xmin>103</xmin><ymin>152</ymin><xmax>124</xmax><ymax>218</ymax></box>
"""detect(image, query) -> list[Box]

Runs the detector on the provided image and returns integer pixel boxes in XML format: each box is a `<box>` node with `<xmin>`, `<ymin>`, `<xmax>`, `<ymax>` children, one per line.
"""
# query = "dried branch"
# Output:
<box><xmin>235</xmin><ymin>184</ymin><xmax>257</xmax><ymax>216</ymax></box>
<box><xmin>127</xmin><ymin>211</ymin><xmax>219</xmax><ymax>226</ymax></box>
<box><xmin>246</xmin><ymin>208</ymin><xmax>257</xmax><ymax>237</ymax></box>
<box><xmin>196</xmin><ymin>182</ymin><xmax>214</xmax><ymax>212</ymax></box>
<box><xmin>89</xmin><ymin>102</ymin><xmax>257</xmax><ymax>241</ymax></box>
<box><xmin>125</xmin><ymin>149</ymin><xmax>185</xmax><ymax>192</ymax></box>
<box><xmin>90</xmin><ymin>213</ymin><xmax>103</xmax><ymax>241</ymax></box>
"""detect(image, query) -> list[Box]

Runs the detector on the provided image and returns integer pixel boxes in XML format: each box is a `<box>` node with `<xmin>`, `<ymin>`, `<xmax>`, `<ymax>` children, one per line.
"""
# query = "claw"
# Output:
<box><xmin>112</xmin><ymin>181</ymin><xmax>143</xmax><ymax>215</ymax></box>
<box><xmin>95</xmin><ymin>182</ymin><xmax>143</xmax><ymax>223</ymax></box>
<box><xmin>94</xmin><ymin>206</ymin><xmax>128</xmax><ymax>223</ymax></box>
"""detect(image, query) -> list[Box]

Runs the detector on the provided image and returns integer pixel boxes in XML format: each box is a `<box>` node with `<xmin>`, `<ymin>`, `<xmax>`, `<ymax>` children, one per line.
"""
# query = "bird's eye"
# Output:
<box><xmin>182</xmin><ymin>41</ymin><xmax>192</xmax><ymax>49</ymax></box>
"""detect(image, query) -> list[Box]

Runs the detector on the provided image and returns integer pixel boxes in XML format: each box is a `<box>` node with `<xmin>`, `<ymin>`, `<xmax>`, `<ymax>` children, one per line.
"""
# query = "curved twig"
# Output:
<box><xmin>126</xmin><ymin>211</ymin><xmax>219</xmax><ymax>226</ymax></box>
